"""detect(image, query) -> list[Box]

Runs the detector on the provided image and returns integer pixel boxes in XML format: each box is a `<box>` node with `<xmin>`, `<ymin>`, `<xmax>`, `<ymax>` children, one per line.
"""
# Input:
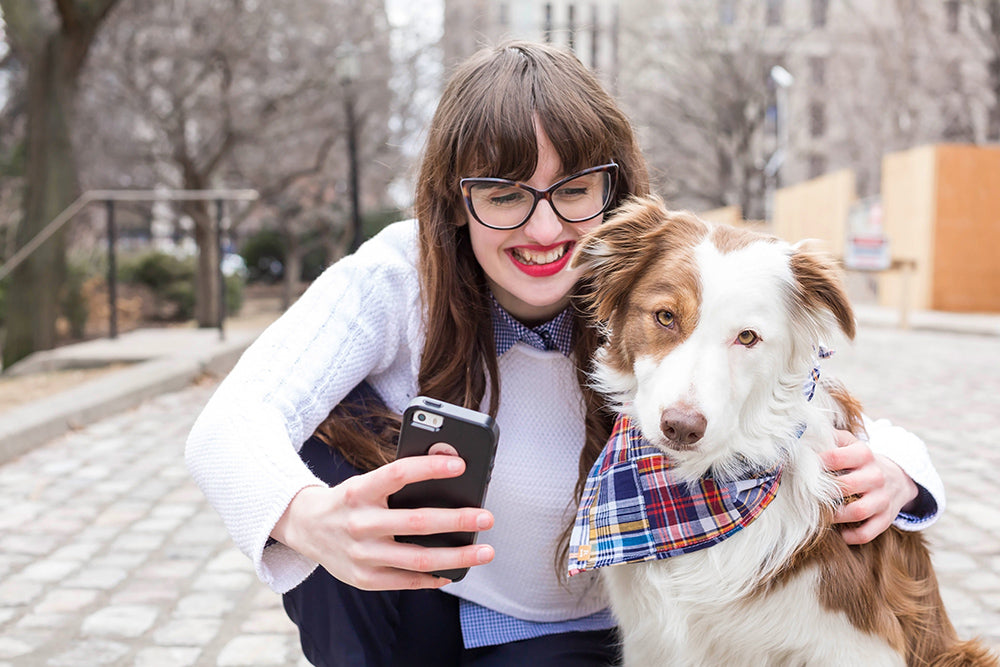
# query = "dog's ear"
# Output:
<box><xmin>571</xmin><ymin>195</ymin><xmax>670</xmax><ymax>322</ymax></box>
<box><xmin>788</xmin><ymin>245</ymin><xmax>856</xmax><ymax>341</ymax></box>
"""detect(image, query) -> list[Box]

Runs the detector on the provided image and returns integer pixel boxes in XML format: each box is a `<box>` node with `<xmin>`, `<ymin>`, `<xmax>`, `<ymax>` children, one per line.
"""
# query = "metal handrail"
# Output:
<box><xmin>0</xmin><ymin>189</ymin><xmax>259</xmax><ymax>281</ymax></box>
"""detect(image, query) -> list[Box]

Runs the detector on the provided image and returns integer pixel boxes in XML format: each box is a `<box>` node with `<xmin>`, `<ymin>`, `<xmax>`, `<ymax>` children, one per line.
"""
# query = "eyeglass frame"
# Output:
<box><xmin>459</xmin><ymin>162</ymin><xmax>619</xmax><ymax>231</ymax></box>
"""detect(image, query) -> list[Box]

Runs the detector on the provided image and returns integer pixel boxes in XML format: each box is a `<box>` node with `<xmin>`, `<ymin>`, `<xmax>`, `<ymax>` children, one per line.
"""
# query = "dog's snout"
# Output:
<box><xmin>660</xmin><ymin>405</ymin><xmax>707</xmax><ymax>447</ymax></box>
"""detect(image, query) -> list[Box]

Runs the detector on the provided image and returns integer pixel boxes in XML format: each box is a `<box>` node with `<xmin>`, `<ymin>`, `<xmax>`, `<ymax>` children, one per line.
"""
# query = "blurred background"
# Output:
<box><xmin>1</xmin><ymin>0</ymin><xmax>998</xmax><ymax>370</ymax></box>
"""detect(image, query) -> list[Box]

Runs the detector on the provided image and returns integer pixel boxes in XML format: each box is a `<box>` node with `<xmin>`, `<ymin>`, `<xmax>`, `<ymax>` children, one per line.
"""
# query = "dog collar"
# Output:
<box><xmin>568</xmin><ymin>413</ymin><xmax>783</xmax><ymax>575</ymax></box>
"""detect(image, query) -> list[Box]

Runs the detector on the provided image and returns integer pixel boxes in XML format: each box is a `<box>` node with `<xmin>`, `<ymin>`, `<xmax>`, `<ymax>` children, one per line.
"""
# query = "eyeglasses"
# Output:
<box><xmin>460</xmin><ymin>163</ymin><xmax>618</xmax><ymax>230</ymax></box>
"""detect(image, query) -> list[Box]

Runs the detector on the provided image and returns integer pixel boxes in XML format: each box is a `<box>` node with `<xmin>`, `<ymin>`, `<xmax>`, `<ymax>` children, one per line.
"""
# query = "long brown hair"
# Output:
<box><xmin>316</xmin><ymin>41</ymin><xmax>650</xmax><ymax>507</ymax></box>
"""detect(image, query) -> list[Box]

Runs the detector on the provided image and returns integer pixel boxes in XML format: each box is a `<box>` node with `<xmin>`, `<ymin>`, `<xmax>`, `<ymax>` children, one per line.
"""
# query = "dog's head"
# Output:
<box><xmin>572</xmin><ymin>196</ymin><xmax>855</xmax><ymax>478</ymax></box>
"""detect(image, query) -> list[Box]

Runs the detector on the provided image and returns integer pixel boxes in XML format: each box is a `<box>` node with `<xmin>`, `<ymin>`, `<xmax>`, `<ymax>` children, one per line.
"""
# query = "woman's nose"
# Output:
<box><xmin>522</xmin><ymin>199</ymin><xmax>564</xmax><ymax>245</ymax></box>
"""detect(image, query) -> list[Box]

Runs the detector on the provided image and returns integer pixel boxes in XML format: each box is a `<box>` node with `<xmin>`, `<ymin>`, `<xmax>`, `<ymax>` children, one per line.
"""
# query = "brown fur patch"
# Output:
<box><xmin>572</xmin><ymin>197</ymin><xmax>710</xmax><ymax>373</ymax></box>
<box><xmin>789</xmin><ymin>250</ymin><xmax>857</xmax><ymax>340</ymax></box>
<box><xmin>824</xmin><ymin>376</ymin><xmax>866</xmax><ymax>437</ymax></box>
<box><xmin>709</xmin><ymin>223</ymin><xmax>779</xmax><ymax>255</ymax></box>
<box><xmin>757</xmin><ymin>379</ymin><xmax>999</xmax><ymax>664</ymax></box>
<box><xmin>759</xmin><ymin>518</ymin><xmax>997</xmax><ymax>665</ymax></box>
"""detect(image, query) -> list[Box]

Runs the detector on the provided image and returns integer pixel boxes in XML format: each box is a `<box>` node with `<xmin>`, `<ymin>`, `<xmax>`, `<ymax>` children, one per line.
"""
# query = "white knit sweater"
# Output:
<box><xmin>185</xmin><ymin>219</ymin><xmax>943</xmax><ymax>619</ymax></box>
<box><xmin>184</xmin><ymin>219</ymin><xmax>605</xmax><ymax>619</ymax></box>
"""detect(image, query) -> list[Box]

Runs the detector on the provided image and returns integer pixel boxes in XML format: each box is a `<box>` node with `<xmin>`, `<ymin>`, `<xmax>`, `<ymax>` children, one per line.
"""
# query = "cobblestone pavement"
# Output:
<box><xmin>824</xmin><ymin>327</ymin><xmax>1000</xmax><ymax>650</ymax></box>
<box><xmin>0</xmin><ymin>325</ymin><xmax>998</xmax><ymax>666</ymax></box>
<box><xmin>0</xmin><ymin>381</ymin><xmax>306</xmax><ymax>667</ymax></box>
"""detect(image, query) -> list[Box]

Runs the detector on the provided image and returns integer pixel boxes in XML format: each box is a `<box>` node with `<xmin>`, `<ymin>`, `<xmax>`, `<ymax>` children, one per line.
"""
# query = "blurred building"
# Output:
<box><xmin>441</xmin><ymin>1</ymin><xmax>997</xmax><ymax>219</ymax></box>
<box><xmin>441</xmin><ymin>0</ymin><xmax>620</xmax><ymax>89</ymax></box>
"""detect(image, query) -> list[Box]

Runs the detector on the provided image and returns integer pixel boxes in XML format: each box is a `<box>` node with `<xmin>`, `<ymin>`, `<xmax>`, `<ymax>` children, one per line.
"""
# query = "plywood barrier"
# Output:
<box><xmin>772</xmin><ymin>169</ymin><xmax>857</xmax><ymax>257</ymax></box>
<box><xmin>881</xmin><ymin>144</ymin><xmax>1000</xmax><ymax>313</ymax></box>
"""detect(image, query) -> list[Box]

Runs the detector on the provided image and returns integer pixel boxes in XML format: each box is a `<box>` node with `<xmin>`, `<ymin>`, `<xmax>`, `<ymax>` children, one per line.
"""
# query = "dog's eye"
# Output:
<box><xmin>736</xmin><ymin>330</ymin><xmax>760</xmax><ymax>347</ymax></box>
<box><xmin>655</xmin><ymin>310</ymin><xmax>675</xmax><ymax>328</ymax></box>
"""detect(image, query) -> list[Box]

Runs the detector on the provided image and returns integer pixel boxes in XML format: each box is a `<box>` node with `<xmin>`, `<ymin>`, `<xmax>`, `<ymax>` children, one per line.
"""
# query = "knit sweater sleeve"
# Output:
<box><xmin>862</xmin><ymin>413</ymin><xmax>945</xmax><ymax>530</ymax></box>
<box><xmin>185</xmin><ymin>221</ymin><xmax>421</xmax><ymax>592</ymax></box>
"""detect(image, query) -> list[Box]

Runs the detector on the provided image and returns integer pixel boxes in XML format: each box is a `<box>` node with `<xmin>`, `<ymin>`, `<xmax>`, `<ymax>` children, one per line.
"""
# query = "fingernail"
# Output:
<box><xmin>477</xmin><ymin>546</ymin><xmax>492</xmax><ymax>563</ymax></box>
<box><xmin>476</xmin><ymin>512</ymin><xmax>491</xmax><ymax>529</ymax></box>
<box><xmin>447</xmin><ymin>458</ymin><xmax>463</xmax><ymax>473</ymax></box>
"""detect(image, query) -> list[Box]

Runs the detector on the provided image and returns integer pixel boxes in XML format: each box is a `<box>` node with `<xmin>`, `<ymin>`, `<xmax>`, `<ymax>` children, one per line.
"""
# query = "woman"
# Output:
<box><xmin>186</xmin><ymin>41</ymin><xmax>942</xmax><ymax>666</ymax></box>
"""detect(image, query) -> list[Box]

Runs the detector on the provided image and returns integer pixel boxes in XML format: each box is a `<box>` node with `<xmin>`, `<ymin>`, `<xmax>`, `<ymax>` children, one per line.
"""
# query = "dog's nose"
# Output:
<box><xmin>660</xmin><ymin>405</ymin><xmax>707</xmax><ymax>447</ymax></box>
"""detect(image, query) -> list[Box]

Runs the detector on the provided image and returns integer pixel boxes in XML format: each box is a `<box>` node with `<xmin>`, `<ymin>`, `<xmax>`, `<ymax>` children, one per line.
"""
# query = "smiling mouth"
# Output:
<box><xmin>510</xmin><ymin>242</ymin><xmax>571</xmax><ymax>266</ymax></box>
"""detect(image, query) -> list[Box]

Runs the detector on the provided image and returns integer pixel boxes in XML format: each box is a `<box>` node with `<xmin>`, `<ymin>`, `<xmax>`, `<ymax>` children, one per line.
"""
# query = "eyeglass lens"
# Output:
<box><xmin>467</xmin><ymin>169</ymin><xmax>612</xmax><ymax>229</ymax></box>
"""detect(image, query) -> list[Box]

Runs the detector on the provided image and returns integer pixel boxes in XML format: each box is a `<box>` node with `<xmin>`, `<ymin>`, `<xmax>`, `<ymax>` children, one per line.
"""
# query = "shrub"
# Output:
<box><xmin>125</xmin><ymin>251</ymin><xmax>194</xmax><ymax>290</ymax></box>
<box><xmin>239</xmin><ymin>229</ymin><xmax>285</xmax><ymax>283</ymax></box>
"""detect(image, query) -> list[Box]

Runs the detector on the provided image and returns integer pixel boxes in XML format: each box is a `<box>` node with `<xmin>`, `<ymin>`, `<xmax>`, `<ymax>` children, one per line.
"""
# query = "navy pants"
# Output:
<box><xmin>283</xmin><ymin>433</ymin><xmax>621</xmax><ymax>666</ymax></box>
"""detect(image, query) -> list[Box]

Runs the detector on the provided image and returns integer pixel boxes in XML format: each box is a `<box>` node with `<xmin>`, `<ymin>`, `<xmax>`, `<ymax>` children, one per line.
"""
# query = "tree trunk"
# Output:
<box><xmin>189</xmin><ymin>203</ymin><xmax>221</xmax><ymax>329</ymax></box>
<box><xmin>3</xmin><ymin>40</ymin><xmax>77</xmax><ymax>367</ymax></box>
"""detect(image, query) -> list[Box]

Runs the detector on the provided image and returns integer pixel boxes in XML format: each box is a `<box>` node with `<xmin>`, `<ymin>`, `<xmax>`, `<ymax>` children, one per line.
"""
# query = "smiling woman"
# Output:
<box><xmin>186</xmin><ymin>40</ymin><xmax>650</xmax><ymax>666</ymax></box>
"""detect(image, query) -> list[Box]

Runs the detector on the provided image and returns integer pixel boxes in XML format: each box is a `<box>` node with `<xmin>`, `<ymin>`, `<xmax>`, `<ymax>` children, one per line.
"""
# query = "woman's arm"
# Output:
<box><xmin>820</xmin><ymin>415</ymin><xmax>944</xmax><ymax>545</ymax></box>
<box><xmin>186</xmin><ymin>222</ymin><xmax>421</xmax><ymax>592</ymax></box>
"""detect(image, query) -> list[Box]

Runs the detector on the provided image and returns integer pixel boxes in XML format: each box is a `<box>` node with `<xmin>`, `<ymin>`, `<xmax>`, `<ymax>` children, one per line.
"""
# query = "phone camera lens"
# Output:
<box><xmin>417</xmin><ymin>413</ymin><xmax>426</xmax><ymax>422</ymax></box>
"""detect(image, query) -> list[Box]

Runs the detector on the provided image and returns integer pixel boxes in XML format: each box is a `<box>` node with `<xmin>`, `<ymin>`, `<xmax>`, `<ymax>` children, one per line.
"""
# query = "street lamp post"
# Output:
<box><xmin>338</xmin><ymin>53</ymin><xmax>363</xmax><ymax>253</ymax></box>
<box><xmin>765</xmin><ymin>65</ymin><xmax>794</xmax><ymax>221</ymax></box>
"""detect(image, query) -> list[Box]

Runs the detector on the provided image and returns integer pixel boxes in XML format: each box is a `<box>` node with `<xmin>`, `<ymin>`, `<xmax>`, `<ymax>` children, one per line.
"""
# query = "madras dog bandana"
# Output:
<box><xmin>568</xmin><ymin>414</ymin><xmax>783</xmax><ymax>575</ymax></box>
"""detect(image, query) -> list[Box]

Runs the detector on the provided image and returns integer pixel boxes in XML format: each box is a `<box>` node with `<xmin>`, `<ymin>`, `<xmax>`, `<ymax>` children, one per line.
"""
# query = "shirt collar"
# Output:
<box><xmin>491</xmin><ymin>294</ymin><xmax>574</xmax><ymax>358</ymax></box>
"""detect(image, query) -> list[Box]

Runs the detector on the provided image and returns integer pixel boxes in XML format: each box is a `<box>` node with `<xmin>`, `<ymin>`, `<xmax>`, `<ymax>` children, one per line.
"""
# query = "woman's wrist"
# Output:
<box><xmin>271</xmin><ymin>485</ymin><xmax>325</xmax><ymax>553</ymax></box>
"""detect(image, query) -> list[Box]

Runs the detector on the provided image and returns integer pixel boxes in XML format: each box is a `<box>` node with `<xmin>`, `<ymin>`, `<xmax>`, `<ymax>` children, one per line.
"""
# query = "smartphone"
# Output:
<box><xmin>387</xmin><ymin>396</ymin><xmax>500</xmax><ymax>581</ymax></box>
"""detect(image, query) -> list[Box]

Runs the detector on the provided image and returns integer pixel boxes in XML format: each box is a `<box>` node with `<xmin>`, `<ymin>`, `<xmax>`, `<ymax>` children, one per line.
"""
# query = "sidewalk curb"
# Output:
<box><xmin>853</xmin><ymin>305</ymin><xmax>1000</xmax><ymax>338</ymax></box>
<box><xmin>0</xmin><ymin>330</ymin><xmax>258</xmax><ymax>466</ymax></box>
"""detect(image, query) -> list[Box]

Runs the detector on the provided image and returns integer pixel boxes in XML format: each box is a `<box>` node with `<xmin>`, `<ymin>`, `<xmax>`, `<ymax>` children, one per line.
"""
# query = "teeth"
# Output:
<box><xmin>512</xmin><ymin>244</ymin><xmax>568</xmax><ymax>265</ymax></box>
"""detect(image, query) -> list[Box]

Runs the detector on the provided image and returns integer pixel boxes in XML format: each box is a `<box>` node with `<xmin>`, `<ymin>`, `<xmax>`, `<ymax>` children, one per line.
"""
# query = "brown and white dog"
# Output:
<box><xmin>571</xmin><ymin>196</ymin><xmax>997</xmax><ymax>667</ymax></box>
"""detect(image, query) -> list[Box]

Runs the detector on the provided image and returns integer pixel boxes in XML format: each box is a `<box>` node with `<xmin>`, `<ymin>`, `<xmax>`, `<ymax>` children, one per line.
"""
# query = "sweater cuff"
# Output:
<box><xmin>863</xmin><ymin>415</ymin><xmax>945</xmax><ymax>531</ymax></box>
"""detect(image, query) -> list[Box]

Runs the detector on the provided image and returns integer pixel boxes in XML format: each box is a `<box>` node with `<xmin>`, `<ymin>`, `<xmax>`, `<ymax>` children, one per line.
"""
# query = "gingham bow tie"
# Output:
<box><xmin>568</xmin><ymin>413</ymin><xmax>783</xmax><ymax>575</ymax></box>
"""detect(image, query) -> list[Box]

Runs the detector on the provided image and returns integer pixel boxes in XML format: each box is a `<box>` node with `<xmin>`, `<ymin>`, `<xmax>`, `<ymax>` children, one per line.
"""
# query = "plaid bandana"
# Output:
<box><xmin>568</xmin><ymin>414</ymin><xmax>784</xmax><ymax>575</ymax></box>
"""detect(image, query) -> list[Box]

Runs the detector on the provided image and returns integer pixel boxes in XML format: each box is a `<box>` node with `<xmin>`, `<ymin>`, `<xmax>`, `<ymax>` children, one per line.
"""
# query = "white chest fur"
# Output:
<box><xmin>600</xmin><ymin>456</ymin><xmax>901</xmax><ymax>667</ymax></box>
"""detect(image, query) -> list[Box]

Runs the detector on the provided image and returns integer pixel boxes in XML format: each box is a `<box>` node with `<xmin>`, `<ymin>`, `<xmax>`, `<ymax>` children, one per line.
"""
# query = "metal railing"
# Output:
<box><xmin>0</xmin><ymin>189</ymin><xmax>259</xmax><ymax>341</ymax></box>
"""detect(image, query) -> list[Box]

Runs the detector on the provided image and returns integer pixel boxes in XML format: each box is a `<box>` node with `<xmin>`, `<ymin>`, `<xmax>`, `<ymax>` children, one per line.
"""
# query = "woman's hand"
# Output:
<box><xmin>819</xmin><ymin>430</ymin><xmax>919</xmax><ymax>545</ymax></box>
<box><xmin>270</xmin><ymin>454</ymin><xmax>495</xmax><ymax>590</ymax></box>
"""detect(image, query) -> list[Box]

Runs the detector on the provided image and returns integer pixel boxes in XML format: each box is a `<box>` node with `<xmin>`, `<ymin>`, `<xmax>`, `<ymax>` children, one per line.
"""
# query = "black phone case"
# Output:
<box><xmin>387</xmin><ymin>396</ymin><xmax>499</xmax><ymax>581</ymax></box>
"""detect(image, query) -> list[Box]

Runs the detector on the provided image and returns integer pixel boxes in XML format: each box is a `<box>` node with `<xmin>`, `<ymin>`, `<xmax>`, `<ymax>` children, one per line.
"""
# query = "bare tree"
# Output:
<box><xmin>964</xmin><ymin>0</ymin><xmax>1000</xmax><ymax>140</ymax></box>
<box><xmin>0</xmin><ymin>0</ymin><xmax>120</xmax><ymax>368</ymax></box>
<box><xmin>76</xmin><ymin>0</ymin><xmax>400</xmax><ymax>326</ymax></box>
<box><xmin>619</xmin><ymin>1</ymin><xmax>799</xmax><ymax>220</ymax></box>
<box><xmin>829</xmin><ymin>0</ymin><xmax>993</xmax><ymax>193</ymax></box>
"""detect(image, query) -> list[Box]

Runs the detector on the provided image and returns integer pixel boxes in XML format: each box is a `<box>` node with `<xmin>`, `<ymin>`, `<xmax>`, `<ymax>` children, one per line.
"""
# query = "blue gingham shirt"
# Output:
<box><xmin>458</xmin><ymin>297</ymin><xmax>615</xmax><ymax>648</ymax></box>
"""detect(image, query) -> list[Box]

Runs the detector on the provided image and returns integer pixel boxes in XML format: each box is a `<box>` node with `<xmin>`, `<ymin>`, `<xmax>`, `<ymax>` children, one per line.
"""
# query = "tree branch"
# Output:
<box><xmin>0</xmin><ymin>0</ymin><xmax>48</xmax><ymax>56</ymax></box>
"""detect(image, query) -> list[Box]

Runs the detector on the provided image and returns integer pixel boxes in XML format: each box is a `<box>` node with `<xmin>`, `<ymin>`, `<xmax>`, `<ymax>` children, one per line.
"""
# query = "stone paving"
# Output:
<box><xmin>825</xmin><ymin>326</ymin><xmax>1000</xmax><ymax>649</ymax></box>
<box><xmin>0</xmin><ymin>324</ymin><xmax>997</xmax><ymax>666</ymax></box>
<box><xmin>0</xmin><ymin>381</ymin><xmax>306</xmax><ymax>666</ymax></box>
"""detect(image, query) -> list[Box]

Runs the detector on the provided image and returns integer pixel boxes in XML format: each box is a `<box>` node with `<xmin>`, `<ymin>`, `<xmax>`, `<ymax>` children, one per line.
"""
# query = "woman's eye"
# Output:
<box><xmin>736</xmin><ymin>330</ymin><xmax>760</xmax><ymax>347</ymax></box>
<box><xmin>489</xmin><ymin>191</ymin><xmax>527</xmax><ymax>207</ymax></box>
<box><xmin>555</xmin><ymin>186</ymin><xmax>588</xmax><ymax>199</ymax></box>
<box><xmin>655</xmin><ymin>310</ymin><xmax>675</xmax><ymax>328</ymax></box>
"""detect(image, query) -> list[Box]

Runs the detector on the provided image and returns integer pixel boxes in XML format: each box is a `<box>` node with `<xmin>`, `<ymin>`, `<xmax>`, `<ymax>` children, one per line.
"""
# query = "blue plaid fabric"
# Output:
<box><xmin>459</xmin><ymin>600</ymin><xmax>615</xmax><ymax>649</ymax></box>
<box><xmin>569</xmin><ymin>415</ymin><xmax>783</xmax><ymax>574</ymax></box>
<box><xmin>458</xmin><ymin>297</ymin><xmax>617</xmax><ymax>648</ymax></box>
<box><xmin>491</xmin><ymin>294</ymin><xmax>574</xmax><ymax>356</ymax></box>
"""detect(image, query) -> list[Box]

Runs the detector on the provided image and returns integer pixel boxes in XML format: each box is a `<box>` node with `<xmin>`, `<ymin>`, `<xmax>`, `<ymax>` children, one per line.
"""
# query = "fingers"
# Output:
<box><xmin>818</xmin><ymin>430</ymin><xmax>872</xmax><ymax>473</ymax></box>
<box><xmin>822</xmin><ymin>430</ymin><xmax>893</xmax><ymax>545</ymax></box>
<box><xmin>830</xmin><ymin>460</ymin><xmax>885</xmax><ymax>499</ymax></box>
<box><xmin>348</xmin><ymin>541</ymin><xmax>496</xmax><ymax>588</ymax></box>
<box><xmin>343</xmin><ymin>454</ymin><xmax>466</xmax><ymax>505</ymax></box>
<box><xmin>342</xmin><ymin>506</ymin><xmax>494</xmax><ymax>540</ymax></box>
<box><xmin>837</xmin><ymin>515</ymin><xmax>891</xmax><ymax>545</ymax></box>
<box><xmin>340</xmin><ymin>542</ymin><xmax>496</xmax><ymax>590</ymax></box>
